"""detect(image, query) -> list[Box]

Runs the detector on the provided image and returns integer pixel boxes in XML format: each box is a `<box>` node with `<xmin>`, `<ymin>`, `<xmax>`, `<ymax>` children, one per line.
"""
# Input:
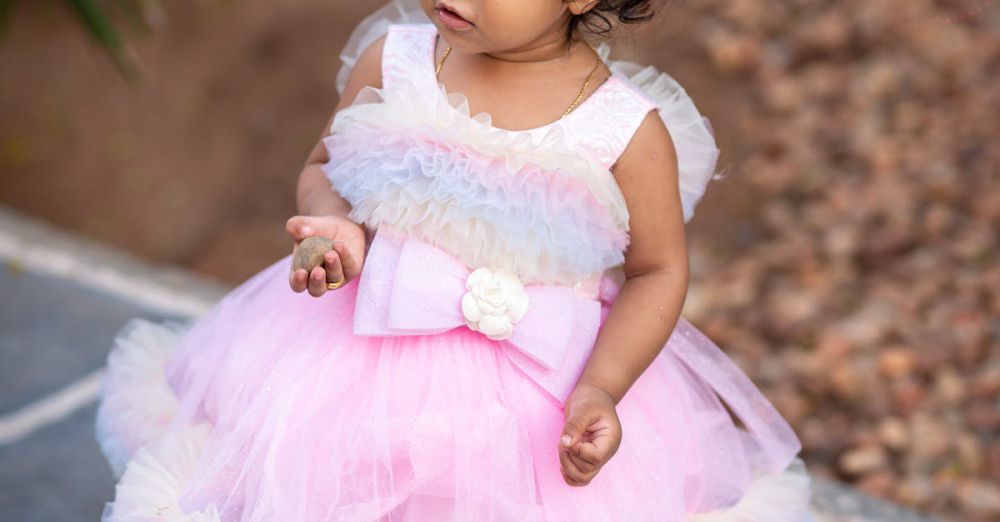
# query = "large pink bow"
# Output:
<box><xmin>352</xmin><ymin>231</ymin><xmax>602</xmax><ymax>402</ymax></box>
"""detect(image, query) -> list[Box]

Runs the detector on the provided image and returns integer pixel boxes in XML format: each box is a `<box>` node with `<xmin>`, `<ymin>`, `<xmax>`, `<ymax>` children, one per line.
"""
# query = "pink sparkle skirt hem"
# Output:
<box><xmin>96</xmin><ymin>254</ymin><xmax>813</xmax><ymax>521</ymax></box>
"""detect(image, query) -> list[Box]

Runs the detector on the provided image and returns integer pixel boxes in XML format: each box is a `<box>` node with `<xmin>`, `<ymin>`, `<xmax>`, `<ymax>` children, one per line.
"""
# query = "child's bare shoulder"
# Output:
<box><xmin>614</xmin><ymin>110</ymin><xmax>679</xmax><ymax>185</ymax></box>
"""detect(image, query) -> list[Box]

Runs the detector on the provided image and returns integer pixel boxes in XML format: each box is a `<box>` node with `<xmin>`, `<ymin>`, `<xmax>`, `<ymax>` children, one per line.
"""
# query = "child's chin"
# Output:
<box><xmin>435</xmin><ymin>30</ymin><xmax>484</xmax><ymax>53</ymax></box>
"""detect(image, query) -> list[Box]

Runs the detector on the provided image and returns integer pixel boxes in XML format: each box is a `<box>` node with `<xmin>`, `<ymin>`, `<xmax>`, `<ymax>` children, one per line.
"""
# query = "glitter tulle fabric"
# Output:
<box><xmin>95</xmin><ymin>2</ymin><xmax>814</xmax><ymax>520</ymax></box>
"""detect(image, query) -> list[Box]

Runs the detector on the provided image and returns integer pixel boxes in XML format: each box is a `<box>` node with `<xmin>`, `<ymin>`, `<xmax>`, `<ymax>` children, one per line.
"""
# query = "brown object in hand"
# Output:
<box><xmin>291</xmin><ymin>236</ymin><xmax>337</xmax><ymax>280</ymax></box>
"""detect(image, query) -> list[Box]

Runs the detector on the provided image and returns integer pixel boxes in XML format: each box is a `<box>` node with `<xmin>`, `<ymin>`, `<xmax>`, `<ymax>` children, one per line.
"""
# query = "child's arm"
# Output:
<box><xmin>559</xmin><ymin>110</ymin><xmax>689</xmax><ymax>486</ymax></box>
<box><xmin>578</xmin><ymin>111</ymin><xmax>689</xmax><ymax>402</ymax></box>
<box><xmin>294</xmin><ymin>35</ymin><xmax>386</xmax><ymax>219</ymax></box>
<box><xmin>287</xmin><ymin>35</ymin><xmax>386</xmax><ymax>297</ymax></box>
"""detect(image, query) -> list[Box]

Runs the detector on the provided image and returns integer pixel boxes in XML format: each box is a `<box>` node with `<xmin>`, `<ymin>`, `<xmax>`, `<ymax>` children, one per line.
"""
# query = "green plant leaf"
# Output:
<box><xmin>65</xmin><ymin>0</ymin><xmax>137</xmax><ymax>79</ymax></box>
<box><xmin>113</xmin><ymin>0</ymin><xmax>150</xmax><ymax>36</ymax></box>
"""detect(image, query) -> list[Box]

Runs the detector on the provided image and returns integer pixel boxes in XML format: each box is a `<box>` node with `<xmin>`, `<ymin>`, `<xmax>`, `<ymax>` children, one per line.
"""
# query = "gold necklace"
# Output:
<box><xmin>435</xmin><ymin>45</ymin><xmax>603</xmax><ymax>118</ymax></box>
<box><xmin>435</xmin><ymin>46</ymin><xmax>453</xmax><ymax>76</ymax></box>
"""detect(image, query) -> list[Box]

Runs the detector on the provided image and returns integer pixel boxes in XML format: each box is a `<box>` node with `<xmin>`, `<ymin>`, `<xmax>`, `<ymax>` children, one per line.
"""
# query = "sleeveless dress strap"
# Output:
<box><xmin>602</xmin><ymin>55</ymin><xmax>721</xmax><ymax>223</ymax></box>
<box><xmin>531</xmin><ymin>75</ymin><xmax>659</xmax><ymax>171</ymax></box>
<box><xmin>335</xmin><ymin>1</ymin><xmax>428</xmax><ymax>95</ymax></box>
<box><xmin>381</xmin><ymin>24</ymin><xmax>438</xmax><ymax>95</ymax></box>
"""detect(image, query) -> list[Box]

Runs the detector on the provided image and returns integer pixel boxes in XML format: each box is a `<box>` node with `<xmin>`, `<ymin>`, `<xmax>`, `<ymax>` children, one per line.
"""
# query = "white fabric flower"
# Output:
<box><xmin>460</xmin><ymin>267</ymin><xmax>529</xmax><ymax>341</ymax></box>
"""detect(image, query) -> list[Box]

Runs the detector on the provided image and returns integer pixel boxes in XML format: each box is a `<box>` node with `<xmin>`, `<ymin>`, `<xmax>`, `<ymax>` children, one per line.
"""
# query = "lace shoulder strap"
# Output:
<box><xmin>534</xmin><ymin>74</ymin><xmax>660</xmax><ymax>173</ymax></box>
<box><xmin>523</xmin><ymin>54</ymin><xmax>719</xmax><ymax>222</ymax></box>
<box><xmin>380</xmin><ymin>23</ymin><xmax>437</xmax><ymax>94</ymax></box>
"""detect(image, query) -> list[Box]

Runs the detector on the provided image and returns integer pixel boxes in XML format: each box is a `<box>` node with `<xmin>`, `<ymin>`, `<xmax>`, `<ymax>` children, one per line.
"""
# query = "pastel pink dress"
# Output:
<box><xmin>95</xmin><ymin>2</ymin><xmax>814</xmax><ymax>521</ymax></box>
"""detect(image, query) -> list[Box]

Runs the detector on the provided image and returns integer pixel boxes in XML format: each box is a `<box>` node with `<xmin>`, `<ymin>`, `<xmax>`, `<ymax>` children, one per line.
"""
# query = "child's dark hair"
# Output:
<box><xmin>570</xmin><ymin>0</ymin><xmax>660</xmax><ymax>37</ymax></box>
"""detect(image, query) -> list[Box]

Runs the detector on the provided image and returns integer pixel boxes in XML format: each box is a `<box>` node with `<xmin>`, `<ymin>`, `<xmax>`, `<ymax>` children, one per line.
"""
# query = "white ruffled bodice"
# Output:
<box><xmin>325</xmin><ymin>2</ymin><xmax>720</xmax><ymax>289</ymax></box>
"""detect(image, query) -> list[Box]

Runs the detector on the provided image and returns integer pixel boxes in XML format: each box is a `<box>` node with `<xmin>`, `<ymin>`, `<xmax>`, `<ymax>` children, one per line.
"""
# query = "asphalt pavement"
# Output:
<box><xmin>0</xmin><ymin>266</ymin><xmax>181</xmax><ymax>521</ymax></box>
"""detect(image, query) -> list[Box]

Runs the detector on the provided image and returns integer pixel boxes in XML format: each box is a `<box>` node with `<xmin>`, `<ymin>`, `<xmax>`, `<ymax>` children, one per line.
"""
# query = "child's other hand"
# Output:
<box><xmin>286</xmin><ymin>215</ymin><xmax>366</xmax><ymax>297</ymax></box>
<box><xmin>558</xmin><ymin>382</ymin><xmax>622</xmax><ymax>487</ymax></box>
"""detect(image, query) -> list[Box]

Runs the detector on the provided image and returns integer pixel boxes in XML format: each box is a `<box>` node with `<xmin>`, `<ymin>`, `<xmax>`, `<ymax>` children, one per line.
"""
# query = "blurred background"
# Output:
<box><xmin>0</xmin><ymin>0</ymin><xmax>996</xmax><ymax>521</ymax></box>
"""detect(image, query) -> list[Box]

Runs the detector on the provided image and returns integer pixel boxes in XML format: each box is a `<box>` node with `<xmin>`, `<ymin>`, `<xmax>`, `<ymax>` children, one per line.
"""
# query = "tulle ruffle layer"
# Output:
<box><xmin>97</xmin><ymin>255</ymin><xmax>813</xmax><ymax>521</ymax></box>
<box><xmin>323</xmin><ymin>84</ymin><xmax>629</xmax><ymax>284</ymax></box>
<box><xmin>334</xmin><ymin>0</ymin><xmax>721</xmax><ymax>224</ymax></box>
<box><xmin>95</xmin><ymin>319</ymin><xmax>188</xmax><ymax>478</ymax></box>
<box><xmin>102</xmin><ymin>423</ymin><xmax>220</xmax><ymax>521</ymax></box>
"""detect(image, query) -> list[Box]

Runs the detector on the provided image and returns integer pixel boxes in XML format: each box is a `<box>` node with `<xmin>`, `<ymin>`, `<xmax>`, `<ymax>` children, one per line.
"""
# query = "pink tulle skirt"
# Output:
<box><xmin>96</xmin><ymin>252</ymin><xmax>813</xmax><ymax>521</ymax></box>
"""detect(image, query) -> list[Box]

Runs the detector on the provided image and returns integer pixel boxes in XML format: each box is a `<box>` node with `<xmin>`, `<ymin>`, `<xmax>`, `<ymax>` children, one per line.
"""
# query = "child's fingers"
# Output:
<box><xmin>561</xmin><ymin>408</ymin><xmax>599</xmax><ymax>449</ymax></box>
<box><xmin>574</xmin><ymin>440</ymin><xmax>609</xmax><ymax>466</ymax></box>
<box><xmin>567</xmin><ymin>448</ymin><xmax>599</xmax><ymax>474</ymax></box>
<box><xmin>285</xmin><ymin>216</ymin><xmax>314</xmax><ymax>240</ymax></box>
<box><xmin>289</xmin><ymin>268</ymin><xmax>309</xmax><ymax>293</ymax></box>
<box><xmin>571</xmin><ymin>443</ymin><xmax>602</xmax><ymax>471</ymax></box>
<box><xmin>323</xmin><ymin>250</ymin><xmax>345</xmax><ymax>288</ymax></box>
<box><xmin>333</xmin><ymin>241</ymin><xmax>360</xmax><ymax>280</ymax></box>
<box><xmin>558</xmin><ymin>446</ymin><xmax>596</xmax><ymax>486</ymax></box>
<box><xmin>307</xmin><ymin>266</ymin><xmax>328</xmax><ymax>297</ymax></box>
<box><xmin>560</xmin><ymin>467</ymin><xmax>586</xmax><ymax>487</ymax></box>
<box><xmin>558</xmin><ymin>447</ymin><xmax>585</xmax><ymax>484</ymax></box>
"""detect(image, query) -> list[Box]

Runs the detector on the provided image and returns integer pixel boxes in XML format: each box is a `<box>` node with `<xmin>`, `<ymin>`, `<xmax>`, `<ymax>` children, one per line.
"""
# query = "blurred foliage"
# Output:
<box><xmin>0</xmin><ymin>0</ymin><xmax>160</xmax><ymax>79</ymax></box>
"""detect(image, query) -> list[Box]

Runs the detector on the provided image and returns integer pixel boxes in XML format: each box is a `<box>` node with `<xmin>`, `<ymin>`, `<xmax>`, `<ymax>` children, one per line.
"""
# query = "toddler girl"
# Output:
<box><xmin>96</xmin><ymin>0</ymin><xmax>814</xmax><ymax>520</ymax></box>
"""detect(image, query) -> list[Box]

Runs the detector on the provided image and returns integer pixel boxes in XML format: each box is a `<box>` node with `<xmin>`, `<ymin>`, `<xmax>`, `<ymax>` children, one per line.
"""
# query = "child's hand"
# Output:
<box><xmin>286</xmin><ymin>215</ymin><xmax>366</xmax><ymax>297</ymax></box>
<box><xmin>558</xmin><ymin>382</ymin><xmax>622</xmax><ymax>487</ymax></box>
